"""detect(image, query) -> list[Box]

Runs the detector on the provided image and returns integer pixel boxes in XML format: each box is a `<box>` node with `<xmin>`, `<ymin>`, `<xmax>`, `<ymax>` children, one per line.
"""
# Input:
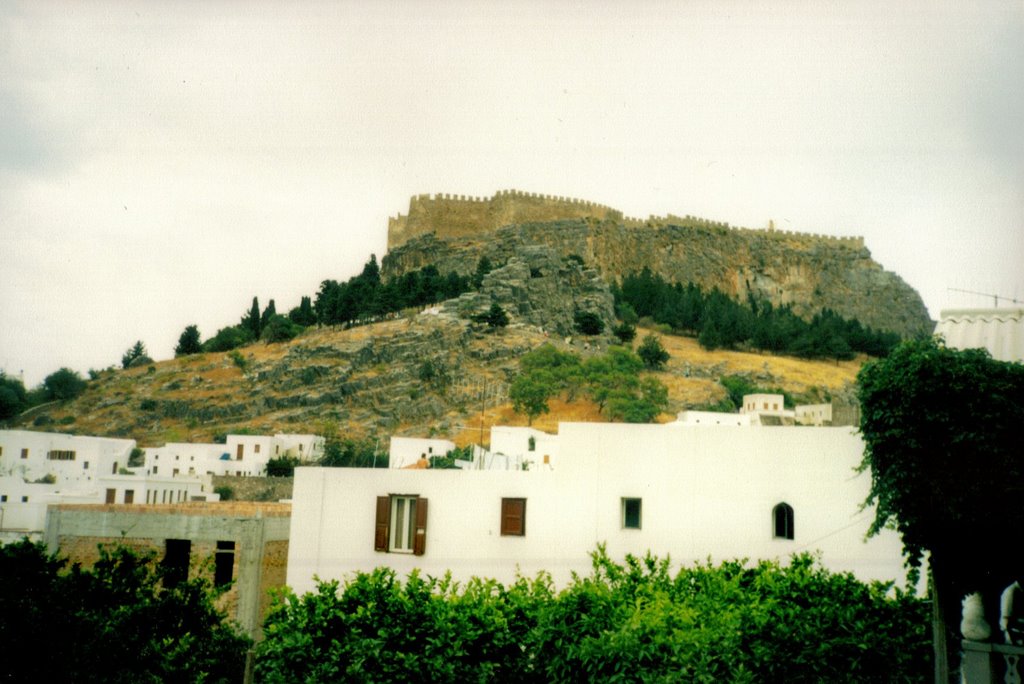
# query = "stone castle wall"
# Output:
<box><xmin>387</xmin><ymin>189</ymin><xmax>864</xmax><ymax>251</ymax></box>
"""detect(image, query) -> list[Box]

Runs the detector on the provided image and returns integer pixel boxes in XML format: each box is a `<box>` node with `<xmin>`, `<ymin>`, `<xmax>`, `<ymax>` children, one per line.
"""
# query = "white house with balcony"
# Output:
<box><xmin>286</xmin><ymin>420</ymin><xmax>909</xmax><ymax>596</ymax></box>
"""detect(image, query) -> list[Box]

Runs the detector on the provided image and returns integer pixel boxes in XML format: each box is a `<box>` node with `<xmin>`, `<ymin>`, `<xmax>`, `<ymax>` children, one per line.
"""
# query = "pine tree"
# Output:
<box><xmin>260</xmin><ymin>299</ymin><xmax>277</xmax><ymax>331</ymax></box>
<box><xmin>174</xmin><ymin>325</ymin><xmax>202</xmax><ymax>356</ymax></box>
<box><xmin>121</xmin><ymin>341</ymin><xmax>150</xmax><ymax>369</ymax></box>
<box><xmin>242</xmin><ymin>297</ymin><xmax>261</xmax><ymax>339</ymax></box>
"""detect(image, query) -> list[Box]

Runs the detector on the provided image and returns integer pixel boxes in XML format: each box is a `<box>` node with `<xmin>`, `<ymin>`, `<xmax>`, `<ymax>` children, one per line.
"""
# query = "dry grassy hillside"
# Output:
<box><xmin>20</xmin><ymin>316</ymin><xmax>865</xmax><ymax>449</ymax></box>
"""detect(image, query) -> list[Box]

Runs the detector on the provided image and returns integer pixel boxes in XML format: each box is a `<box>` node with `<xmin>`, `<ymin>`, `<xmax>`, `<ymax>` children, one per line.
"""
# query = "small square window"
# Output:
<box><xmin>500</xmin><ymin>498</ymin><xmax>526</xmax><ymax>536</ymax></box>
<box><xmin>21</xmin><ymin>496</ymin><xmax>29</xmax><ymax>503</ymax></box>
<box><xmin>1</xmin><ymin>495</ymin><xmax>7</xmax><ymax>502</ymax></box>
<box><xmin>622</xmin><ymin>498</ymin><xmax>642</xmax><ymax>529</ymax></box>
<box><xmin>21</xmin><ymin>448</ymin><xmax>28</xmax><ymax>459</ymax></box>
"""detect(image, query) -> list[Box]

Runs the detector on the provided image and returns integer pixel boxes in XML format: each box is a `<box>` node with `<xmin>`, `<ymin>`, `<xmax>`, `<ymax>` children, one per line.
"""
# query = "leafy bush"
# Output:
<box><xmin>265</xmin><ymin>456</ymin><xmax>300</xmax><ymax>477</ymax></box>
<box><xmin>255</xmin><ymin>548</ymin><xmax>930</xmax><ymax>682</ymax></box>
<box><xmin>121</xmin><ymin>340</ymin><xmax>150</xmax><ymax>369</ymax></box>
<box><xmin>203</xmin><ymin>325</ymin><xmax>255</xmax><ymax>353</ymax></box>
<box><xmin>260</xmin><ymin>314</ymin><xmax>303</xmax><ymax>343</ymax></box>
<box><xmin>612</xmin><ymin>322</ymin><xmax>636</xmax><ymax>344</ymax></box>
<box><xmin>214</xmin><ymin>485</ymin><xmax>234</xmax><ymax>501</ymax></box>
<box><xmin>0</xmin><ymin>540</ymin><xmax>249</xmax><ymax>683</ymax></box>
<box><xmin>719</xmin><ymin>374</ymin><xmax>794</xmax><ymax>411</ymax></box>
<box><xmin>228</xmin><ymin>350</ymin><xmax>248</xmax><ymax>371</ymax></box>
<box><xmin>573</xmin><ymin>310</ymin><xmax>605</xmax><ymax>335</ymax></box>
<box><xmin>472</xmin><ymin>303</ymin><xmax>509</xmax><ymax>330</ymax></box>
<box><xmin>636</xmin><ymin>333</ymin><xmax>669</xmax><ymax>369</ymax></box>
<box><xmin>139</xmin><ymin>398</ymin><xmax>158</xmax><ymax>411</ymax></box>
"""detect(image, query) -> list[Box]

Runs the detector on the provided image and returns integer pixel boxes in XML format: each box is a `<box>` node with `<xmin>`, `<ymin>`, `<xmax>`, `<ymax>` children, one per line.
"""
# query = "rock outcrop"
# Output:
<box><xmin>442</xmin><ymin>245</ymin><xmax>616</xmax><ymax>338</ymax></box>
<box><xmin>383</xmin><ymin>212</ymin><xmax>933</xmax><ymax>338</ymax></box>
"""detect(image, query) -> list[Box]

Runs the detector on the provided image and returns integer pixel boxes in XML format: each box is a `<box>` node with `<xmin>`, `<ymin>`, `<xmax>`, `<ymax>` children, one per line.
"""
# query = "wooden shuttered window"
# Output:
<box><xmin>413</xmin><ymin>498</ymin><xmax>428</xmax><ymax>556</ymax></box>
<box><xmin>374</xmin><ymin>496</ymin><xmax>390</xmax><ymax>552</ymax></box>
<box><xmin>374</xmin><ymin>495</ymin><xmax>428</xmax><ymax>556</ymax></box>
<box><xmin>500</xmin><ymin>498</ymin><xmax>526</xmax><ymax>536</ymax></box>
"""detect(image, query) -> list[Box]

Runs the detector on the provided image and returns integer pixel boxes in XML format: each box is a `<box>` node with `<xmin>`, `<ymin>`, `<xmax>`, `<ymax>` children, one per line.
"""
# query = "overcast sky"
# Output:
<box><xmin>2</xmin><ymin>0</ymin><xmax>1022</xmax><ymax>388</ymax></box>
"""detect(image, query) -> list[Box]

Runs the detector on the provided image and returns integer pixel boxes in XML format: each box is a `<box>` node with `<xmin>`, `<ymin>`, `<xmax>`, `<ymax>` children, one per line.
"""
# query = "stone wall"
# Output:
<box><xmin>387</xmin><ymin>189</ymin><xmax>624</xmax><ymax>249</ymax></box>
<box><xmin>45</xmin><ymin>502</ymin><xmax>291</xmax><ymax>637</ymax></box>
<box><xmin>386</xmin><ymin>189</ymin><xmax>863</xmax><ymax>251</ymax></box>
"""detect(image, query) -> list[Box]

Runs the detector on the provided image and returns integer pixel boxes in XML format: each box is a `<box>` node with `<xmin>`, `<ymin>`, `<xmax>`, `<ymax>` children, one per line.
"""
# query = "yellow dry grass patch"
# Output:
<box><xmin>649</xmin><ymin>329</ymin><xmax>863</xmax><ymax>394</ymax></box>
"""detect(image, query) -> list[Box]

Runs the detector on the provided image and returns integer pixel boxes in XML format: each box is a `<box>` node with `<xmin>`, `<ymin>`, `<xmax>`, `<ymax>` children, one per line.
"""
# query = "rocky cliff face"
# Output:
<box><xmin>382</xmin><ymin>218</ymin><xmax>933</xmax><ymax>338</ymax></box>
<box><xmin>442</xmin><ymin>245</ymin><xmax>616</xmax><ymax>338</ymax></box>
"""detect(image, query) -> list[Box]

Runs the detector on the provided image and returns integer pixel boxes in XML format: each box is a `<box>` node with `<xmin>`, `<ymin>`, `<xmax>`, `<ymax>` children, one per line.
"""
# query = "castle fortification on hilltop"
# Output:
<box><xmin>386</xmin><ymin>189</ymin><xmax>865</xmax><ymax>250</ymax></box>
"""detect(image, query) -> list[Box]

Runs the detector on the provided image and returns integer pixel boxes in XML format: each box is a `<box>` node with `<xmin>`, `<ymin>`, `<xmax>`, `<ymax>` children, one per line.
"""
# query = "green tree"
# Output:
<box><xmin>612</xmin><ymin>322</ymin><xmax>636</xmax><ymax>344</ymax></box>
<box><xmin>605</xmin><ymin>376</ymin><xmax>668</xmax><ymax>422</ymax></box>
<box><xmin>0</xmin><ymin>539</ymin><xmax>249</xmax><ymax>683</ymax></box>
<box><xmin>203</xmin><ymin>325</ymin><xmax>255</xmax><ymax>353</ymax></box>
<box><xmin>260</xmin><ymin>314</ymin><xmax>302</xmax><ymax>343</ymax></box>
<box><xmin>473</xmin><ymin>302</ymin><xmax>509</xmax><ymax>330</ymax></box>
<box><xmin>0</xmin><ymin>371</ymin><xmax>28</xmax><ymax>420</ymax></box>
<box><xmin>473</xmin><ymin>255</ymin><xmax>493</xmax><ymax>288</ymax></box>
<box><xmin>637</xmin><ymin>333</ymin><xmax>669</xmax><ymax>369</ymax></box>
<box><xmin>260</xmin><ymin>299</ymin><xmax>277</xmax><ymax>331</ymax></box>
<box><xmin>242</xmin><ymin>296</ymin><xmax>262</xmax><ymax>339</ymax></box>
<box><xmin>174</xmin><ymin>324</ymin><xmax>203</xmax><ymax>356</ymax></box>
<box><xmin>43</xmin><ymin>367</ymin><xmax>87</xmax><ymax>401</ymax></box>
<box><xmin>266</xmin><ymin>455</ymin><xmax>300</xmax><ymax>477</ymax></box>
<box><xmin>288</xmin><ymin>296</ymin><xmax>317</xmax><ymax>326</ymax></box>
<box><xmin>582</xmin><ymin>346</ymin><xmax>644</xmax><ymax>411</ymax></box>
<box><xmin>857</xmin><ymin>338</ymin><xmax>1024</xmax><ymax>677</ymax></box>
<box><xmin>121</xmin><ymin>340</ymin><xmax>150</xmax><ymax>369</ymax></box>
<box><xmin>510</xmin><ymin>369</ymin><xmax>556</xmax><ymax>425</ymax></box>
<box><xmin>573</xmin><ymin>310</ymin><xmax>605</xmax><ymax>335</ymax></box>
<box><xmin>318</xmin><ymin>422</ymin><xmax>384</xmax><ymax>468</ymax></box>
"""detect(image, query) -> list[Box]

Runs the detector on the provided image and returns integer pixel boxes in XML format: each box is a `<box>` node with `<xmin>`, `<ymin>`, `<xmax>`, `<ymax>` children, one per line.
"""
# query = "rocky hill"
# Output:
<box><xmin>12</xmin><ymin>191</ymin><xmax>926</xmax><ymax>447</ymax></box>
<box><xmin>19</xmin><ymin>311</ymin><xmax>867</xmax><ymax>450</ymax></box>
<box><xmin>383</xmin><ymin>191</ymin><xmax>933</xmax><ymax>338</ymax></box>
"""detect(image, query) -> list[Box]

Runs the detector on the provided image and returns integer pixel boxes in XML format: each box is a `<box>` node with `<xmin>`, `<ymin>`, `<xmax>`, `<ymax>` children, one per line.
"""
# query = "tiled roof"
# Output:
<box><xmin>934</xmin><ymin>308</ymin><xmax>1024</xmax><ymax>363</ymax></box>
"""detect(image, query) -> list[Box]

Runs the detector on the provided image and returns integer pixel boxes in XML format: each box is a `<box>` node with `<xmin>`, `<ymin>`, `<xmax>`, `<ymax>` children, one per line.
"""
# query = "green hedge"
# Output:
<box><xmin>256</xmin><ymin>547</ymin><xmax>930</xmax><ymax>682</ymax></box>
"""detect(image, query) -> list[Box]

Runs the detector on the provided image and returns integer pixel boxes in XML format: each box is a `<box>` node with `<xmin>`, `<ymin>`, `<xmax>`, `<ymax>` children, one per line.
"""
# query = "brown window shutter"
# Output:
<box><xmin>501</xmin><ymin>498</ymin><xmax>526</xmax><ymax>536</ymax></box>
<box><xmin>413</xmin><ymin>498</ymin><xmax>428</xmax><ymax>556</ymax></box>
<box><xmin>374</xmin><ymin>496</ymin><xmax>391</xmax><ymax>552</ymax></box>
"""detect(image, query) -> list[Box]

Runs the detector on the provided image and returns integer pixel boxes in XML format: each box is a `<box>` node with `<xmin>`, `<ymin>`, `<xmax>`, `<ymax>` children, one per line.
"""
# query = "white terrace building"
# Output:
<box><xmin>0</xmin><ymin>429</ymin><xmax>214</xmax><ymax>540</ymax></box>
<box><xmin>143</xmin><ymin>433</ymin><xmax>325</xmax><ymax>478</ymax></box>
<box><xmin>287</xmin><ymin>420</ymin><xmax>908</xmax><ymax>595</ymax></box>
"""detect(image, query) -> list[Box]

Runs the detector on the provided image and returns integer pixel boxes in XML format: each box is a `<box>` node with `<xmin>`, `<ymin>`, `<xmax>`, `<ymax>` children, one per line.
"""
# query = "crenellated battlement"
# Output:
<box><xmin>387</xmin><ymin>190</ymin><xmax>864</xmax><ymax>250</ymax></box>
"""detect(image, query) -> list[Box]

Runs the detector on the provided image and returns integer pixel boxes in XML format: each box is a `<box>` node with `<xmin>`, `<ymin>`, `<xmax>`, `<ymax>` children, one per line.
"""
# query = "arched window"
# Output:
<box><xmin>773</xmin><ymin>503</ymin><xmax>794</xmax><ymax>540</ymax></box>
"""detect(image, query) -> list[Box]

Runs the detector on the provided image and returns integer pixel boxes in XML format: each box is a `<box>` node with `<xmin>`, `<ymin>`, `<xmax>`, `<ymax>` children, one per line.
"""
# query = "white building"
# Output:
<box><xmin>935</xmin><ymin>308</ymin><xmax>1024</xmax><ymax>362</ymax></box>
<box><xmin>143</xmin><ymin>432</ymin><xmax>325</xmax><ymax>478</ymax></box>
<box><xmin>674</xmin><ymin>410</ymin><xmax>757</xmax><ymax>426</ymax></box>
<box><xmin>795</xmin><ymin>404</ymin><xmax>833</xmax><ymax>426</ymax></box>
<box><xmin>287</xmin><ymin>421</ymin><xmax>908</xmax><ymax>596</ymax></box>
<box><xmin>388</xmin><ymin>437</ymin><xmax>456</xmax><ymax>469</ymax></box>
<box><xmin>740</xmin><ymin>393</ymin><xmax>795</xmax><ymax>424</ymax></box>
<box><xmin>0</xmin><ymin>429</ymin><xmax>214</xmax><ymax>540</ymax></box>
